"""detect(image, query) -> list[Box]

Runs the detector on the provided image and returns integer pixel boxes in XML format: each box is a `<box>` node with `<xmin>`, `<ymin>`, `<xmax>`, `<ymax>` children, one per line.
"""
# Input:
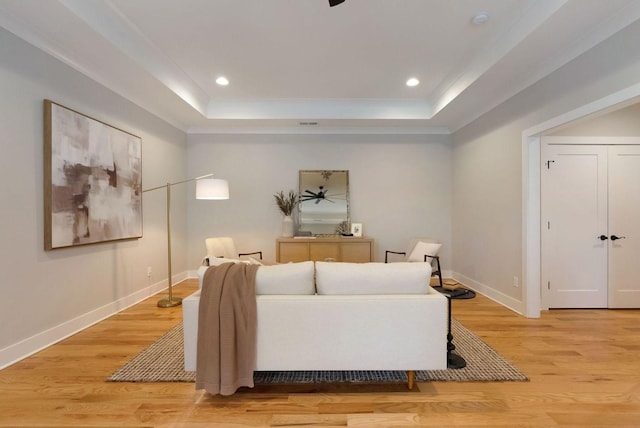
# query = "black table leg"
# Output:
<box><xmin>446</xmin><ymin>294</ymin><xmax>467</xmax><ymax>369</ymax></box>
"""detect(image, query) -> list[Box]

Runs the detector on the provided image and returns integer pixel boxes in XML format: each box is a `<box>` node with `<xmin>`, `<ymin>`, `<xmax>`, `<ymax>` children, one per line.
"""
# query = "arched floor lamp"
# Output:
<box><xmin>143</xmin><ymin>173</ymin><xmax>229</xmax><ymax>308</ymax></box>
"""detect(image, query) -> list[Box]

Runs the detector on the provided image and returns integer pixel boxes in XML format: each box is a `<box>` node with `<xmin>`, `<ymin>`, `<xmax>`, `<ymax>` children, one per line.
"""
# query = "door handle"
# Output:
<box><xmin>598</xmin><ymin>235</ymin><xmax>608</xmax><ymax>241</ymax></box>
<box><xmin>610</xmin><ymin>235</ymin><xmax>626</xmax><ymax>241</ymax></box>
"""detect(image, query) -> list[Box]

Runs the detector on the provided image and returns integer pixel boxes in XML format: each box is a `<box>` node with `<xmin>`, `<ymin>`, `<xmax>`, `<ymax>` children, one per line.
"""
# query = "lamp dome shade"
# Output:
<box><xmin>196</xmin><ymin>178</ymin><xmax>229</xmax><ymax>200</ymax></box>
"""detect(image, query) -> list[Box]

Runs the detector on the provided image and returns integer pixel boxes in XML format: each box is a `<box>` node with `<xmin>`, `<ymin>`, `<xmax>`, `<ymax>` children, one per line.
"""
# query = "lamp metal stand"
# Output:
<box><xmin>157</xmin><ymin>182</ymin><xmax>181</xmax><ymax>308</ymax></box>
<box><xmin>143</xmin><ymin>173</ymin><xmax>215</xmax><ymax>308</ymax></box>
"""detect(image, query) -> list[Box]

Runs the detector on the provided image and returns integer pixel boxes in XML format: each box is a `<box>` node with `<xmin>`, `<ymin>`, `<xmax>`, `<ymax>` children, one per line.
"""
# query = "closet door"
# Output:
<box><xmin>542</xmin><ymin>144</ymin><xmax>608</xmax><ymax>308</ymax></box>
<box><xmin>608</xmin><ymin>146</ymin><xmax>640</xmax><ymax>308</ymax></box>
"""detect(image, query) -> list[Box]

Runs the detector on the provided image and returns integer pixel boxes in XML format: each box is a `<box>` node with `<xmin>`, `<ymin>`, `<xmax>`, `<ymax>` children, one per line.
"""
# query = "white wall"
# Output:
<box><xmin>186</xmin><ymin>133</ymin><xmax>452</xmax><ymax>269</ymax></box>
<box><xmin>0</xmin><ymin>28</ymin><xmax>188</xmax><ymax>368</ymax></box>
<box><xmin>452</xmin><ymin>19</ymin><xmax>640</xmax><ymax>314</ymax></box>
<box><xmin>551</xmin><ymin>102</ymin><xmax>640</xmax><ymax>136</ymax></box>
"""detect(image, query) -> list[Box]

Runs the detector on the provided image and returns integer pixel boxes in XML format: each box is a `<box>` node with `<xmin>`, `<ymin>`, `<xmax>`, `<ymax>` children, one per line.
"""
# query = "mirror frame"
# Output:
<box><xmin>298</xmin><ymin>170</ymin><xmax>350</xmax><ymax>235</ymax></box>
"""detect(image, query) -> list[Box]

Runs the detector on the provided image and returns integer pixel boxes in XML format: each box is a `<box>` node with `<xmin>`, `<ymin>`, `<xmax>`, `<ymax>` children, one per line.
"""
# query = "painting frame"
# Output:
<box><xmin>350</xmin><ymin>222</ymin><xmax>363</xmax><ymax>237</ymax></box>
<box><xmin>44</xmin><ymin>100</ymin><xmax>142</xmax><ymax>250</ymax></box>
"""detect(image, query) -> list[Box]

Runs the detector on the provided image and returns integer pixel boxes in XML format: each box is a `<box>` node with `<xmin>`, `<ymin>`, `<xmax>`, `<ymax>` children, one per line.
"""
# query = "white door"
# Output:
<box><xmin>541</xmin><ymin>144</ymin><xmax>608</xmax><ymax>308</ymax></box>
<box><xmin>608</xmin><ymin>145</ymin><xmax>640</xmax><ymax>308</ymax></box>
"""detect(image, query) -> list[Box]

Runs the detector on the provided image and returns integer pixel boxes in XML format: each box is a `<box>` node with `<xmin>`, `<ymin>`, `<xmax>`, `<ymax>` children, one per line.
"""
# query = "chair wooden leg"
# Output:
<box><xmin>407</xmin><ymin>370</ymin><xmax>415</xmax><ymax>390</ymax></box>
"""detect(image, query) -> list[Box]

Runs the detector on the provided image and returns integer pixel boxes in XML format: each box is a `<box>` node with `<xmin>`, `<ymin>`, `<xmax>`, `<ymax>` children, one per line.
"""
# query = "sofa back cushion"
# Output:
<box><xmin>255</xmin><ymin>261</ymin><xmax>315</xmax><ymax>295</ymax></box>
<box><xmin>315</xmin><ymin>262</ymin><xmax>431</xmax><ymax>295</ymax></box>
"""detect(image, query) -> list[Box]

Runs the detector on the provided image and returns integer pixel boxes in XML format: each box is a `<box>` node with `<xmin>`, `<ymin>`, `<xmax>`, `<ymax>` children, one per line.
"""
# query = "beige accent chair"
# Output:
<box><xmin>385</xmin><ymin>238</ymin><xmax>443</xmax><ymax>288</ymax></box>
<box><xmin>203</xmin><ymin>237</ymin><xmax>262</xmax><ymax>265</ymax></box>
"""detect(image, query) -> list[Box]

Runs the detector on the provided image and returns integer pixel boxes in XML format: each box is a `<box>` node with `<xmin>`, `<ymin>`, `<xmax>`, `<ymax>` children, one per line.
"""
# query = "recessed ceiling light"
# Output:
<box><xmin>406</xmin><ymin>78</ymin><xmax>420</xmax><ymax>87</ymax></box>
<box><xmin>216</xmin><ymin>76</ymin><xmax>229</xmax><ymax>86</ymax></box>
<box><xmin>472</xmin><ymin>11</ymin><xmax>489</xmax><ymax>25</ymax></box>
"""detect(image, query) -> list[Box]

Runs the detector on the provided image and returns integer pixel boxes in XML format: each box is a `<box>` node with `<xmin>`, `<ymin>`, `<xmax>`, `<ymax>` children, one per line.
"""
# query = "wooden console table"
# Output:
<box><xmin>276</xmin><ymin>237</ymin><xmax>374</xmax><ymax>263</ymax></box>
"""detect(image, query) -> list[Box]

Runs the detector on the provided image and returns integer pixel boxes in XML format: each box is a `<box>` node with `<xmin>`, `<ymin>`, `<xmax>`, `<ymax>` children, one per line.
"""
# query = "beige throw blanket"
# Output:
<box><xmin>195</xmin><ymin>262</ymin><xmax>260</xmax><ymax>396</ymax></box>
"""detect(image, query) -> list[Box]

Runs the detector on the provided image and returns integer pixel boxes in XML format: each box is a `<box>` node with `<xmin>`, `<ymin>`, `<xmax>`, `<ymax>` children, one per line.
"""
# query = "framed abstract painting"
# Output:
<box><xmin>43</xmin><ymin>100</ymin><xmax>142</xmax><ymax>250</ymax></box>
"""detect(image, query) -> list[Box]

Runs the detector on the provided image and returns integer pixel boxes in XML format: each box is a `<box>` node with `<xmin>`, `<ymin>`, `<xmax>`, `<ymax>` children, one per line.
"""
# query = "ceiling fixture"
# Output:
<box><xmin>472</xmin><ymin>11</ymin><xmax>489</xmax><ymax>25</ymax></box>
<box><xmin>406</xmin><ymin>78</ymin><xmax>420</xmax><ymax>87</ymax></box>
<box><xmin>215</xmin><ymin>76</ymin><xmax>229</xmax><ymax>86</ymax></box>
<box><xmin>329</xmin><ymin>0</ymin><xmax>345</xmax><ymax>7</ymax></box>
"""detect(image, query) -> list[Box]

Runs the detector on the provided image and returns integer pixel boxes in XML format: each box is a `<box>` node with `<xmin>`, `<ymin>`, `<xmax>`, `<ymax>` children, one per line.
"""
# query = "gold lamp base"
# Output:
<box><xmin>157</xmin><ymin>296</ymin><xmax>182</xmax><ymax>308</ymax></box>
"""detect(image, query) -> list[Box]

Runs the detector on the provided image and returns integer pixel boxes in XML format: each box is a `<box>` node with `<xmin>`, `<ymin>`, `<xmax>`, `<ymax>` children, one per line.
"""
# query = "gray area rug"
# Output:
<box><xmin>107</xmin><ymin>319</ymin><xmax>527</xmax><ymax>383</ymax></box>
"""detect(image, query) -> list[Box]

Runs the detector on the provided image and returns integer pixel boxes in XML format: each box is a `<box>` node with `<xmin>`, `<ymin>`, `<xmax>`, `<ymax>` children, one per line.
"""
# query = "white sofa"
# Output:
<box><xmin>183</xmin><ymin>260</ymin><xmax>448</xmax><ymax>387</ymax></box>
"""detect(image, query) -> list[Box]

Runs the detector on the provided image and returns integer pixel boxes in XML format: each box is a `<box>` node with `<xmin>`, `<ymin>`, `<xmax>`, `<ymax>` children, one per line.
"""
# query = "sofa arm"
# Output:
<box><xmin>182</xmin><ymin>290</ymin><xmax>201</xmax><ymax>371</ymax></box>
<box><xmin>196</xmin><ymin>265</ymin><xmax>209</xmax><ymax>289</ymax></box>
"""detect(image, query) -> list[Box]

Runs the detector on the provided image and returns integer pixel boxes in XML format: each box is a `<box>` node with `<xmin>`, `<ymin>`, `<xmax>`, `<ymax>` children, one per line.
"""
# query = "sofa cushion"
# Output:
<box><xmin>315</xmin><ymin>262</ymin><xmax>431</xmax><ymax>295</ymax></box>
<box><xmin>255</xmin><ymin>261</ymin><xmax>315</xmax><ymax>295</ymax></box>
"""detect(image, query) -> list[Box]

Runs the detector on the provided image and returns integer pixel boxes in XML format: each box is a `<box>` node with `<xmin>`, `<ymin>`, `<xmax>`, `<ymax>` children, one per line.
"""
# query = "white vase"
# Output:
<box><xmin>281</xmin><ymin>215</ymin><xmax>294</xmax><ymax>237</ymax></box>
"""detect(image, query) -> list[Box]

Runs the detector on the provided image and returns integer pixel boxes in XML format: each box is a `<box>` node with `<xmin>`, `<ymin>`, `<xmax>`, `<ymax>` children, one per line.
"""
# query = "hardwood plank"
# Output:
<box><xmin>1</xmin><ymin>279</ymin><xmax>640</xmax><ymax>427</ymax></box>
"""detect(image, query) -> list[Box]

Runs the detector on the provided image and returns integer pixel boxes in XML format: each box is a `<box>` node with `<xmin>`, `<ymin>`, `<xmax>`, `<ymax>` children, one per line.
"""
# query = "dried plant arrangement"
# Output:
<box><xmin>274</xmin><ymin>190</ymin><xmax>299</xmax><ymax>216</ymax></box>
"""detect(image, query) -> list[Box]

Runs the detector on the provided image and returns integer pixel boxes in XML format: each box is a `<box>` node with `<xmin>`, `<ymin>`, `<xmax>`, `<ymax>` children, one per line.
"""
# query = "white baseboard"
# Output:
<box><xmin>0</xmin><ymin>276</ymin><xmax>182</xmax><ymax>370</ymax></box>
<box><xmin>452</xmin><ymin>271</ymin><xmax>526</xmax><ymax>316</ymax></box>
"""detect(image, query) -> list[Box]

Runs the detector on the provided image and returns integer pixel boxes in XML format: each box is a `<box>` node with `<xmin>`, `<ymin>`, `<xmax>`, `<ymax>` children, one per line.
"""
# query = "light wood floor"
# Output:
<box><xmin>1</xmin><ymin>279</ymin><xmax>640</xmax><ymax>427</ymax></box>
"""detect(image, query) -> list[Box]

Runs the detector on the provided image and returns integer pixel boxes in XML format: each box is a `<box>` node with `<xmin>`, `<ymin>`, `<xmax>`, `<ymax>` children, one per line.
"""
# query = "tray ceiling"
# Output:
<box><xmin>1</xmin><ymin>0</ymin><xmax>639</xmax><ymax>133</ymax></box>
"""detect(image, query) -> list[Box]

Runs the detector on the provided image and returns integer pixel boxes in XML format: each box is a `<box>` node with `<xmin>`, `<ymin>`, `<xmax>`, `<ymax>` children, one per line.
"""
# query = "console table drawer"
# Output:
<box><xmin>309</xmin><ymin>242</ymin><xmax>340</xmax><ymax>261</ymax></box>
<box><xmin>276</xmin><ymin>237</ymin><xmax>374</xmax><ymax>263</ymax></box>
<box><xmin>340</xmin><ymin>242</ymin><xmax>372</xmax><ymax>263</ymax></box>
<box><xmin>278</xmin><ymin>242</ymin><xmax>311</xmax><ymax>263</ymax></box>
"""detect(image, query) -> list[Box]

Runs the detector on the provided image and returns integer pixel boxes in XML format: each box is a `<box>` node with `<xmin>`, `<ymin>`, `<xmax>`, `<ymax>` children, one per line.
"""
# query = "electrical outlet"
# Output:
<box><xmin>513</xmin><ymin>276</ymin><xmax>519</xmax><ymax>288</ymax></box>
<box><xmin>147</xmin><ymin>267</ymin><xmax>152</xmax><ymax>278</ymax></box>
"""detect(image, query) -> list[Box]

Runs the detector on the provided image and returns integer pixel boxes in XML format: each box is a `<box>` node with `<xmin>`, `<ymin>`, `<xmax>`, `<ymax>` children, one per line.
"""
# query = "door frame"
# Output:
<box><xmin>539</xmin><ymin>137</ymin><xmax>640</xmax><ymax>309</ymax></box>
<box><xmin>522</xmin><ymin>82</ymin><xmax>640</xmax><ymax>318</ymax></box>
